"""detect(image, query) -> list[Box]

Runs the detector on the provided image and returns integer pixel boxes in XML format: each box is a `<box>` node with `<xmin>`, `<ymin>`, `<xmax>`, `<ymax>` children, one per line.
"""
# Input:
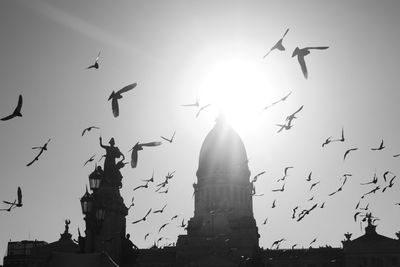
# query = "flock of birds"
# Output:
<box><xmin>1</xmin><ymin>27</ymin><xmax>399</xmax><ymax>251</ymax></box>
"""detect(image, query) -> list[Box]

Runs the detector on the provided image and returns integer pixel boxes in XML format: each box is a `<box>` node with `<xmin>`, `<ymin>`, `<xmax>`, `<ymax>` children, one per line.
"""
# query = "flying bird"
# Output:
<box><xmin>182</xmin><ymin>98</ymin><xmax>199</xmax><ymax>108</ymax></box>
<box><xmin>142</xmin><ymin>171</ymin><xmax>155</xmax><ymax>183</ymax></box>
<box><xmin>371</xmin><ymin>140</ymin><xmax>385</xmax><ymax>151</ymax></box>
<box><xmin>309</xmin><ymin>237</ymin><xmax>317</xmax><ymax>246</ymax></box>
<box><xmin>297</xmin><ymin>204</ymin><xmax>317</xmax><ymax>222</ymax></box>
<box><xmin>292</xmin><ymin>46</ymin><xmax>329</xmax><ymax>79</ymax></box>
<box><xmin>1</xmin><ymin>94</ymin><xmax>23</xmax><ymax>121</ymax></box>
<box><xmin>133</xmin><ymin>182</ymin><xmax>149</xmax><ymax>191</ymax></box>
<box><xmin>86</xmin><ymin>51</ymin><xmax>101</xmax><ymax>69</ymax></box>
<box><xmin>271</xmin><ymin>199</ymin><xmax>276</xmax><ymax>208</ymax></box>
<box><xmin>108</xmin><ymin>83</ymin><xmax>137</xmax><ymax>117</ymax></box>
<box><xmin>271</xmin><ymin>238</ymin><xmax>286</xmax><ymax>249</ymax></box>
<box><xmin>272</xmin><ymin>183</ymin><xmax>285</xmax><ymax>192</ymax></box>
<box><xmin>262</xmin><ymin>217</ymin><xmax>268</xmax><ymax>225</ymax></box>
<box><xmin>337</xmin><ymin>128</ymin><xmax>345</xmax><ymax>142</ymax></box>
<box><xmin>251</xmin><ymin>171</ymin><xmax>266</xmax><ymax>183</ymax></box>
<box><xmin>195</xmin><ymin>104</ymin><xmax>211</xmax><ymax>118</ymax></box>
<box><xmin>292</xmin><ymin>206</ymin><xmax>299</xmax><ymax>219</ymax></box>
<box><xmin>276</xmin><ymin>123</ymin><xmax>293</xmax><ymax>133</ymax></box>
<box><xmin>322</xmin><ymin>137</ymin><xmax>332</xmax><ymax>147</ymax></box>
<box><xmin>306</xmin><ymin>172</ymin><xmax>312</xmax><ymax>182</ymax></box>
<box><xmin>286</xmin><ymin>105</ymin><xmax>304</xmax><ymax>123</ymax></box>
<box><xmin>83</xmin><ymin>154</ymin><xmax>96</xmax><ymax>166</ymax></box>
<box><xmin>27</xmin><ymin>139</ymin><xmax>51</xmax><ymax>166</ymax></box>
<box><xmin>263</xmin><ymin>28</ymin><xmax>289</xmax><ymax>58</ymax></box>
<box><xmin>2</xmin><ymin>187</ymin><xmax>22</xmax><ymax>211</ymax></box>
<box><xmin>132</xmin><ymin>209</ymin><xmax>152</xmax><ymax>224</ymax></box>
<box><xmin>81</xmin><ymin>126</ymin><xmax>100</xmax><ymax>136</ymax></box>
<box><xmin>158</xmin><ymin>223</ymin><xmax>169</xmax><ymax>233</ymax></box>
<box><xmin>129</xmin><ymin>141</ymin><xmax>162</xmax><ymax>168</ymax></box>
<box><xmin>310</xmin><ymin>181</ymin><xmax>320</xmax><ymax>191</ymax></box>
<box><xmin>343</xmin><ymin>148</ymin><xmax>358</xmax><ymax>161</ymax></box>
<box><xmin>361</xmin><ymin>186</ymin><xmax>380</xmax><ymax>198</ymax></box>
<box><xmin>153</xmin><ymin>204</ymin><xmax>167</xmax><ymax>214</ymax></box>
<box><xmin>161</xmin><ymin>131</ymin><xmax>176</xmax><ymax>143</ymax></box>
<box><xmin>382</xmin><ymin>176</ymin><xmax>396</xmax><ymax>193</ymax></box>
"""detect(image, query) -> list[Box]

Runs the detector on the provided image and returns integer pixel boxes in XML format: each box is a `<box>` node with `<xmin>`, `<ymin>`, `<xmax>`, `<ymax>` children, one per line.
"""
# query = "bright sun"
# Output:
<box><xmin>198</xmin><ymin>56</ymin><xmax>285</xmax><ymax>132</ymax></box>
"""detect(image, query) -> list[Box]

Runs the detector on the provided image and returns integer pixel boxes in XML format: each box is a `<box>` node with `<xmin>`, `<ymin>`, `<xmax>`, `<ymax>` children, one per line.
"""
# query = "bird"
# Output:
<box><xmin>262</xmin><ymin>91</ymin><xmax>292</xmax><ymax>111</ymax></box>
<box><xmin>297</xmin><ymin>204</ymin><xmax>317</xmax><ymax>222</ymax></box>
<box><xmin>382</xmin><ymin>176</ymin><xmax>396</xmax><ymax>193</ymax></box>
<box><xmin>309</xmin><ymin>237</ymin><xmax>317</xmax><ymax>246</ymax></box>
<box><xmin>132</xmin><ymin>209</ymin><xmax>152</xmax><ymax>224</ymax></box>
<box><xmin>27</xmin><ymin>139</ymin><xmax>51</xmax><ymax>166</ymax></box>
<box><xmin>276</xmin><ymin>123</ymin><xmax>293</xmax><ymax>133</ymax></box>
<box><xmin>195</xmin><ymin>104</ymin><xmax>211</xmax><ymax>118</ymax></box>
<box><xmin>108</xmin><ymin>83</ymin><xmax>137</xmax><ymax>117</ymax></box>
<box><xmin>393</xmin><ymin>154</ymin><xmax>400</xmax><ymax>158</ymax></box>
<box><xmin>320</xmin><ymin>202</ymin><xmax>325</xmax><ymax>208</ymax></box>
<box><xmin>271</xmin><ymin>199</ymin><xmax>276</xmax><ymax>208</ymax></box>
<box><xmin>270</xmin><ymin>238</ymin><xmax>286</xmax><ymax>249</ymax></box>
<box><xmin>144</xmin><ymin>233</ymin><xmax>151</xmax><ymax>240</ymax></box>
<box><xmin>361</xmin><ymin>186</ymin><xmax>380</xmax><ymax>198</ymax></box>
<box><xmin>158</xmin><ymin>223</ymin><xmax>169</xmax><ymax>233</ymax></box>
<box><xmin>308</xmin><ymin>196</ymin><xmax>314</xmax><ymax>201</ymax></box>
<box><xmin>322</xmin><ymin>137</ymin><xmax>332</xmax><ymax>147</ymax></box>
<box><xmin>310</xmin><ymin>181</ymin><xmax>320</xmax><ymax>191</ymax></box>
<box><xmin>182</xmin><ymin>98</ymin><xmax>199</xmax><ymax>108</ymax></box>
<box><xmin>81</xmin><ymin>126</ymin><xmax>100</xmax><ymax>136</ymax></box>
<box><xmin>129</xmin><ymin>141</ymin><xmax>162</xmax><ymax>168</ymax></box>
<box><xmin>360</xmin><ymin>172</ymin><xmax>378</xmax><ymax>185</ymax></box>
<box><xmin>171</xmin><ymin>215</ymin><xmax>178</xmax><ymax>220</ymax></box>
<box><xmin>343</xmin><ymin>148</ymin><xmax>358</xmax><ymax>161</ymax></box>
<box><xmin>371</xmin><ymin>140</ymin><xmax>385</xmax><ymax>151</ymax></box>
<box><xmin>2</xmin><ymin>187</ymin><xmax>22</xmax><ymax>211</ymax></box>
<box><xmin>359</xmin><ymin>203</ymin><xmax>369</xmax><ymax>211</ymax></box>
<box><xmin>286</xmin><ymin>105</ymin><xmax>304</xmax><ymax>123</ymax></box>
<box><xmin>284</xmin><ymin>166</ymin><xmax>294</xmax><ymax>176</ymax></box>
<box><xmin>86</xmin><ymin>51</ymin><xmax>101</xmax><ymax>69</ymax></box>
<box><xmin>251</xmin><ymin>171</ymin><xmax>266</xmax><ymax>183</ymax></box>
<box><xmin>133</xmin><ymin>183</ymin><xmax>149</xmax><ymax>191</ymax></box>
<box><xmin>291</xmin><ymin>244</ymin><xmax>298</xmax><ymax>249</ymax></box>
<box><xmin>263</xmin><ymin>28</ymin><xmax>289</xmax><ymax>58</ymax></box>
<box><xmin>153</xmin><ymin>204</ymin><xmax>167</xmax><ymax>214</ymax></box>
<box><xmin>272</xmin><ymin>183</ymin><xmax>285</xmax><ymax>192</ymax></box>
<box><xmin>354</xmin><ymin>211</ymin><xmax>362</xmax><ymax>222</ymax></box>
<box><xmin>142</xmin><ymin>171</ymin><xmax>155</xmax><ymax>183</ymax></box>
<box><xmin>179</xmin><ymin>219</ymin><xmax>186</xmax><ymax>228</ymax></box>
<box><xmin>161</xmin><ymin>131</ymin><xmax>176</xmax><ymax>143</ymax></box>
<box><xmin>306</xmin><ymin>172</ymin><xmax>312</xmax><ymax>182</ymax></box>
<box><xmin>292</xmin><ymin>46</ymin><xmax>329</xmax><ymax>79</ymax></box>
<box><xmin>83</xmin><ymin>154</ymin><xmax>96</xmax><ymax>166</ymax></box>
<box><xmin>262</xmin><ymin>217</ymin><xmax>268</xmax><ymax>225</ymax></box>
<box><xmin>292</xmin><ymin>206</ymin><xmax>299</xmax><ymax>219</ymax></box>
<box><xmin>1</xmin><ymin>94</ymin><xmax>23</xmax><ymax>121</ymax></box>
<box><xmin>383</xmin><ymin>171</ymin><xmax>394</xmax><ymax>183</ymax></box>
<box><xmin>337</xmin><ymin>127</ymin><xmax>345</xmax><ymax>142</ymax></box>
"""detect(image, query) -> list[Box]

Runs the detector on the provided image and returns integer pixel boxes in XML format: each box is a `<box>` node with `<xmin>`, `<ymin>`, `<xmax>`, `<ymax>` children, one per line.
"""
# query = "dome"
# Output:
<box><xmin>196</xmin><ymin>119</ymin><xmax>250</xmax><ymax>182</ymax></box>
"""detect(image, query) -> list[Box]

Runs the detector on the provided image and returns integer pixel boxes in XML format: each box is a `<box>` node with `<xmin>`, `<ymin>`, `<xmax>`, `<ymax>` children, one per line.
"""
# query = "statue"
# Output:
<box><xmin>344</xmin><ymin>232</ymin><xmax>352</xmax><ymax>241</ymax></box>
<box><xmin>99</xmin><ymin>137</ymin><xmax>124</xmax><ymax>188</ymax></box>
<box><xmin>64</xmin><ymin>219</ymin><xmax>71</xmax><ymax>234</ymax></box>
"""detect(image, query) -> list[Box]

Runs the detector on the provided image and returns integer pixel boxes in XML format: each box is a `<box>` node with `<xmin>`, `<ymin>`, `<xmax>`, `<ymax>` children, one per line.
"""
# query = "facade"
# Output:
<box><xmin>2</xmin><ymin>119</ymin><xmax>400</xmax><ymax>267</ymax></box>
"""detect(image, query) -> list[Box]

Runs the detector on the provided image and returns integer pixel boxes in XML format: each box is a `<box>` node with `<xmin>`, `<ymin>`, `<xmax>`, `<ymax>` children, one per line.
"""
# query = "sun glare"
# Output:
<box><xmin>198</xmin><ymin>56</ymin><xmax>283</xmax><ymax>132</ymax></box>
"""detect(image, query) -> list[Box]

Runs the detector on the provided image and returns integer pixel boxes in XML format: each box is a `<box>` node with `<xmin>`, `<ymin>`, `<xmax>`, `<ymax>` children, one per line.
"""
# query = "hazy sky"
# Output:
<box><xmin>1</xmin><ymin>0</ymin><xmax>400</xmax><ymax>261</ymax></box>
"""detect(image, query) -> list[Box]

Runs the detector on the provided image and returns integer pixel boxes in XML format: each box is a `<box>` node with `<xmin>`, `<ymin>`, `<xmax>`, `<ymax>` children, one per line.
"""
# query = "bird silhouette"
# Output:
<box><xmin>142</xmin><ymin>171</ymin><xmax>155</xmax><ymax>183</ymax></box>
<box><xmin>251</xmin><ymin>171</ymin><xmax>266</xmax><ymax>183</ymax></box>
<box><xmin>262</xmin><ymin>217</ymin><xmax>268</xmax><ymax>225</ymax></box>
<box><xmin>292</xmin><ymin>206</ymin><xmax>299</xmax><ymax>219</ymax></box>
<box><xmin>382</xmin><ymin>176</ymin><xmax>396</xmax><ymax>192</ymax></box>
<box><xmin>310</xmin><ymin>181</ymin><xmax>320</xmax><ymax>191</ymax></box>
<box><xmin>83</xmin><ymin>154</ymin><xmax>96</xmax><ymax>166</ymax></box>
<box><xmin>393</xmin><ymin>153</ymin><xmax>400</xmax><ymax>158</ymax></box>
<box><xmin>306</xmin><ymin>172</ymin><xmax>312</xmax><ymax>182</ymax></box>
<box><xmin>171</xmin><ymin>215</ymin><xmax>178</xmax><ymax>220</ymax></box>
<box><xmin>27</xmin><ymin>139</ymin><xmax>51</xmax><ymax>166</ymax></box>
<box><xmin>297</xmin><ymin>204</ymin><xmax>317</xmax><ymax>222</ymax></box>
<box><xmin>270</xmin><ymin>238</ymin><xmax>286</xmax><ymax>249</ymax></box>
<box><xmin>263</xmin><ymin>28</ymin><xmax>289</xmax><ymax>58</ymax></box>
<box><xmin>86</xmin><ymin>51</ymin><xmax>101</xmax><ymax>69</ymax></box>
<box><xmin>286</xmin><ymin>105</ymin><xmax>304</xmax><ymax>123</ymax></box>
<box><xmin>361</xmin><ymin>186</ymin><xmax>380</xmax><ymax>198</ymax></box>
<box><xmin>292</xmin><ymin>46</ymin><xmax>329</xmax><ymax>79</ymax></box>
<box><xmin>343</xmin><ymin>148</ymin><xmax>358</xmax><ymax>161</ymax></box>
<box><xmin>108</xmin><ymin>83</ymin><xmax>137</xmax><ymax>117</ymax></box>
<box><xmin>153</xmin><ymin>204</ymin><xmax>167</xmax><ymax>214</ymax></box>
<box><xmin>133</xmin><ymin>182</ymin><xmax>149</xmax><ymax>191</ymax></box>
<box><xmin>272</xmin><ymin>199</ymin><xmax>276</xmax><ymax>208</ymax></box>
<box><xmin>337</xmin><ymin>127</ymin><xmax>345</xmax><ymax>142</ymax></box>
<box><xmin>360</xmin><ymin>171</ymin><xmax>378</xmax><ymax>185</ymax></box>
<box><xmin>129</xmin><ymin>141</ymin><xmax>162</xmax><ymax>168</ymax></box>
<box><xmin>272</xmin><ymin>183</ymin><xmax>285</xmax><ymax>192</ymax></box>
<box><xmin>322</xmin><ymin>137</ymin><xmax>332</xmax><ymax>147</ymax></box>
<box><xmin>182</xmin><ymin>98</ymin><xmax>199</xmax><ymax>108</ymax></box>
<box><xmin>263</xmin><ymin>91</ymin><xmax>292</xmax><ymax>111</ymax></box>
<box><xmin>195</xmin><ymin>104</ymin><xmax>211</xmax><ymax>118</ymax></box>
<box><xmin>276</xmin><ymin>123</ymin><xmax>293</xmax><ymax>133</ymax></box>
<box><xmin>382</xmin><ymin>171</ymin><xmax>394</xmax><ymax>182</ymax></box>
<box><xmin>371</xmin><ymin>140</ymin><xmax>385</xmax><ymax>151</ymax></box>
<box><xmin>320</xmin><ymin>202</ymin><xmax>325</xmax><ymax>208</ymax></box>
<box><xmin>144</xmin><ymin>233</ymin><xmax>151</xmax><ymax>240</ymax></box>
<box><xmin>2</xmin><ymin>187</ymin><xmax>22</xmax><ymax>211</ymax></box>
<box><xmin>161</xmin><ymin>131</ymin><xmax>176</xmax><ymax>143</ymax></box>
<box><xmin>132</xmin><ymin>209</ymin><xmax>152</xmax><ymax>224</ymax></box>
<box><xmin>158</xmin><ymin>223</ymin><xmax>169</xmax><ymax>233</ymax></box>
<box><xmin>284</xmin><ymin>166</ymin><xmax>294</xmax><ymax>176</ymax></box>
<box><xmin>81</xmin><ymin>126</ymin><xmax>100</xmax><ymax>136</ymax></box>
<box><xmin>309</xmin><ymin>237</ymin><xmax>317</xmax><ymax>246</ymax></box>
<box><xmin>1</xmin><ymin>94</ymin><xmax>23</xmax><ymax>121</ymax></box>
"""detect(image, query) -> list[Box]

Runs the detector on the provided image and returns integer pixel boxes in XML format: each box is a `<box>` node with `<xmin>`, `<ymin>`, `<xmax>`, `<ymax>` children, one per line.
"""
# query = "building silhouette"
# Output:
<box><xmin>3</xmin><ymin>119</ymin><xmax>400</xmax><ymax>266</ymax></box>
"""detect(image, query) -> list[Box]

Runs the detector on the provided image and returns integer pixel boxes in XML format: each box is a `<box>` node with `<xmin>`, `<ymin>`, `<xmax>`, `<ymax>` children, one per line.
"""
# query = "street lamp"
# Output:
<box><xmin>80</xmin><ymin>186</ymin><xmax>93</xmax><ymax>215</ymax></box>
<box><xmin>95</xmin><ymin>205</ymin><xmax>106</xmax><ymax>222</ymax></box>
<box><xmin>89</xmin><ymin>166</ymin><xmax>103</xmax><ymax>190</ymax></box>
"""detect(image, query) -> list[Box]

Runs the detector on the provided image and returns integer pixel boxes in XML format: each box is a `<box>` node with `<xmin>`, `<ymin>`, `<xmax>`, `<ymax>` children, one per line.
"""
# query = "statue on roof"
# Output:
<box><xmin>99</xmin><ymin>137</ymin><xmax>125</xmax><ymax>188</ymax></box>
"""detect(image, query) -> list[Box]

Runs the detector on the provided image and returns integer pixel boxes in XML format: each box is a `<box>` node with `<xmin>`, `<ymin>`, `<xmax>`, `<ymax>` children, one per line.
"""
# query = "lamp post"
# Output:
<box><xmin>88</xmin><ymin>166</ymin><xmax>103</xmax><ymax>191</ymax></box>
<box><xmin>80</xmin><ymin>187</ymin><xmax>93</xmax><ymax>215</ymax></box>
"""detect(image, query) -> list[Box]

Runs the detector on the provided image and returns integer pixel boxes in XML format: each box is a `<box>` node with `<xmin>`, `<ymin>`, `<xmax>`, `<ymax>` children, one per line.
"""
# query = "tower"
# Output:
<box><xmin>176</xmin><ymin>118</ymin><xmax>259</xmax><ymax>266</ymax></box>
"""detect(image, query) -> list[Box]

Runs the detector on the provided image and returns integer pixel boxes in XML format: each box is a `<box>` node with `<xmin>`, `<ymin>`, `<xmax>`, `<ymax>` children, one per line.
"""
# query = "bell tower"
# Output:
<box><xmin>176</xmin><ymin>118</ymin><xmax>259</xmax><ymax>266</ymax></box>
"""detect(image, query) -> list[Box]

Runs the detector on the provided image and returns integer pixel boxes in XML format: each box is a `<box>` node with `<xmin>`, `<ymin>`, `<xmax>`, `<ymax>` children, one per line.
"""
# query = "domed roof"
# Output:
<box><xmin>196</xmin><ymin>118</ymin><xmax>250</xmax><ymax>182</ymax></box>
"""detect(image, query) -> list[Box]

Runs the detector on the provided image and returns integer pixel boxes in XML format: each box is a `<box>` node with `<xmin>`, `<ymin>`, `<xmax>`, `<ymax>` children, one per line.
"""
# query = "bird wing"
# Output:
<box><xmin>282</xmin><ymin>28</ymin><xmax>289</xmax><ymax>39</ymax></box>
<box><xmin>293</xmin><ymin>105</ymin><xmax>304</xmax><ymax>115</ymax></box>
<box><xmin>130</xmin><ymin>148</ymin><xmax>138</xmax><ymax>168</ymax></box>
<box><xmin>17</xmin><ymin>187</ymin><xmax>22</xmax><ymax>205</ymax></box>
<box><xmin>144</xmin><ymin>208</ymin><xmax>152</xmax><ymax>218</ymax></box>
<box><xmin>117</xmin><ymin>83</ymin><xmax>137</xmax><ymax>95</ymax></box>
<box><xmin>81</xmin><ymin>128</ymin><xmax>88</xmax><ymax>136</ymax></box>
<box><xmin>297</xmin><ymin>55</ymin><xmax>308</xmax><ymax>79</ymax></box>
<box><xmin>111</xmin><ymin>98</ymin><xmax>119</xmax><ymax>117</ymax></box>
<box><xmin>160</xmin><ymin>136</ymin><xmax>170</xmax><ymax>142</ymax></box>
<box><xmin>0</xmin><ymin>113</ymin><xmax>15</xmax><ymax>121</ymax></box>
<box><xmin>15</xmin><ymin>94</ymin><xmax>23</xmax><ymax>114</ymax></box>
<box><xmin>304</xmin><ymin>46</ymin><xmax>329</xmax><ymax>50</ymax></box>
<box><xmin>26</xmin><ymin>154</ymin><xmax>40</xmax><ymax>166</ymax></box>
<box><xmin>140</xmin><ymin>141</ymin><xmax>162</xmax><ymax>147</ymax></box>
<box><xmin>95</xmin><ymin>51</ymin><xmax>101</xmax><ymax>62</ymax></box>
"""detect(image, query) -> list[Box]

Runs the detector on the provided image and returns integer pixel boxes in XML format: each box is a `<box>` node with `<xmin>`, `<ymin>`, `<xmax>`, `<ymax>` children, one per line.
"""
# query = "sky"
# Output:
<box><xmin>1</xmin><ymin>0</ymin><xmax>400</xmax><ymax>261</ymax></box>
